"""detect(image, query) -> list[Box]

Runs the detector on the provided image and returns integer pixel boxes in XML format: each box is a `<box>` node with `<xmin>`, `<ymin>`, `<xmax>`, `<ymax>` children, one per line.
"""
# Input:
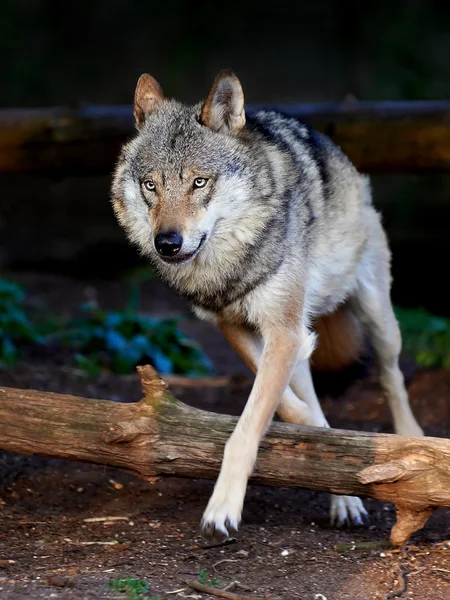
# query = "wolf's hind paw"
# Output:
<box><xmin>330</xmin><ymin>495</ymin><xmax>368</xmax><ymax>527</ymax></box>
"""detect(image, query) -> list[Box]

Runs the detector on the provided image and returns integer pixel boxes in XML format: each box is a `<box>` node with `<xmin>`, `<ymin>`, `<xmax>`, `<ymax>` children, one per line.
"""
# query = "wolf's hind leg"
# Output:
<box><xmin>279</xmin><ymin>360</ymin><xmax>368</xmax><ymax>527</ymax></box>
<box><xmin>350</xmin><ymin>253</ymin><xmax>423</xmax><ymax>438</ymax></box>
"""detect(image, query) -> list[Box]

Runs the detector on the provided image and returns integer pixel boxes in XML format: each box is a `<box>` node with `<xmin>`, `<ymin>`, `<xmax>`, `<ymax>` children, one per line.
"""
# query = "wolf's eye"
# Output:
<box><xmin>143</xmin><ymin>179</ymin><xmax>156</xmax><ymax>192</ymax></box>
<box><xmin>193</xmin><ymin>177</ymin><xmax>208</xmax><ymax>189</ymax></box>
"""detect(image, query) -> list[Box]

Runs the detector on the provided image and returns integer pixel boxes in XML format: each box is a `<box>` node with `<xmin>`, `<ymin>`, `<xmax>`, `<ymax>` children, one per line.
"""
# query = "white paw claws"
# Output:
<box><xmin>330</xmin><ymin>495</ymin><xmax>368</xmax><ymax>527</ymax></box>
<box><xmin>201</xmin><ymin>516</ymin><xmax>239</xmax><ymax>539</ymax></box>
<box><xmin>201</xmin><ymin>484</ymin><xmax>243</xmax><ymax>539</ymax></box>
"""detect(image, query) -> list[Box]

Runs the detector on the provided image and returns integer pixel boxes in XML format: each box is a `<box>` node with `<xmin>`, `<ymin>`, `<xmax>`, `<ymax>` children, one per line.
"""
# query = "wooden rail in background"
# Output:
<box><xmin>2</xmin><ymin>101</ymin><xmax>450</xmax><ymax>175</ymax></box>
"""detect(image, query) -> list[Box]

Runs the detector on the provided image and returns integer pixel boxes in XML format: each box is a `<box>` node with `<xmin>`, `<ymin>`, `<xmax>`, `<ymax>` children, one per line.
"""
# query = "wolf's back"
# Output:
<box><xmin>246</xmin><ymin>112</ymin><xmax>368</xmax><ymax>372</ymax></box>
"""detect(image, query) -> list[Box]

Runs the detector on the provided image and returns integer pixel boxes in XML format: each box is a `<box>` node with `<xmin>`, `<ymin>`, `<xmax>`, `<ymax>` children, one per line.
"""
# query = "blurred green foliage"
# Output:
<box><xmin>0</xmin><ymin>278</ymin><xmax>42</xmax><ymax>368</ymax></box>
<box><xmin>0</xmin><ymin>277</ymin><xmax>212</xmax><ymax>376</ymax></box>
<box><xmin>108</xmin><ymin>577</ymin><xmax>161</xmax><ymax>600</ymax></box>
<box><xmin>2</xmin><ymin>276</ymin><xmax>450</xmax><ymax>374</ymax></box>
<box><xmin>57</xmin><ymin>302</ymin><xmax>212</xmax><ymax>376</ymax></box>
<box><xmin>395</xmin><ymin>306</ymin><xmax>450</xmax><ymax>369</ymax></box>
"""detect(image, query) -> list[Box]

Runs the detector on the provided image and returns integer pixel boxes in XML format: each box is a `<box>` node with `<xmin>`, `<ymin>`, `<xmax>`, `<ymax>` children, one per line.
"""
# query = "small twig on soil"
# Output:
<box><xmin>335</xmin><ymin>540</ymin><xmax>393</xmax><ymax>553</ymax></box>
<box><xmin>64</xmin><ymin>539</ymin><xmax>119</xmax><ymax>546</ymax></box>
<box><xmin>432</xmin><ymin>568</ymin><xmax>450</xmax><ymax>574</ymax></box>
<box><xmin>83</xmin><ymin>516</ymin><xmax>129</xmax><ymax>523</ymax></box>
<box><xmin>432</xmin><ymin>567</ymin><xmax>450</xmax><ymax>582</ymax></box>
<box><xmin>185</xmin><ymin>579</ymin><xmax>266</xmax><ymax>600</ymax></box>
<box><xmin>390</xmin><ymin>564</ymin><xmax>407</xmax><ymax>598</ymax></box>
<box><xmin>166</xmin><ymin>588</ymin><xmax>187</xmax><ymax>594</ymax></box>
<box><xmin>377</xmin><ymin>563</ymin><xmax>408</xmax><ymax>600</ymax></box>
<box><xmin>212</xmin><ymin>559</ymin><xmax>239</xmax><ymax>573</ymax></box>
<box><xmin>408</xmin><ymin>567</ymin><xmax>426</xmax><ymax>577</ymax></box>
<box><xmin>220</xmin><ymin>581</ymin><xmax>253</xmax><ymax>593</ymax></box>
<box><xmin>17</xmin><ymin>520</ymin><xmax>48</xmax><ymax>525</ymax></box>
<box><xmin>411</xmin><ymin>548</ymin><xmax>450</xmax><ymax>556</ymax></box>
<box><xmin>222</xmin><ymin>582</ymin><xmax>238</xmax><ymax>591</ymax></box>
<box><xmin>200</xmin><ymin>538</ymin><xmax>238</xmax><ymax>551</ymax></box>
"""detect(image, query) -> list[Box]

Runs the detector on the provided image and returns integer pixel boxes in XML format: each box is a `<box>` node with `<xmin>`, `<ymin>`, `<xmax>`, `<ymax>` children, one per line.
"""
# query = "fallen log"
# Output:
<box><xmin>2</xmin><ymin>101</ymin><xmax>450</xmax><ymax>174</ymax></box>
<box><xmin>1</xmin><ymin>364</ymin><xmax>449</xmax><ymax>546</ymax></box>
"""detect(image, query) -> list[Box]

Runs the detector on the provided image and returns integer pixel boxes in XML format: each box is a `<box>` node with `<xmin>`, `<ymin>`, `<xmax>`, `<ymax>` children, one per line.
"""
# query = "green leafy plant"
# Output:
<box><xmin>395</xmin><ymin>306</ymin><xmax>450</xmax><ymax>368</ymax></box>
<box><xmin>198</xmin><ymin>569</ymin><xmax>220</xmax><ymax>587</ymax></box>
<box><xmin>108</xmin><ymin>577</ymin><xmax>149</xmax><ymax>600</ymax></box>
<box><xmin>0</xmin><ymin>278</ymin><xmax>42</xmax><ymax>367</ymax></box>
<box><xmin>0</xmin><ymin>276</ymin><xmax>212</xmax><ymax>377</ymax></box>
<box><xmin>54</xmin><ymin>301</ymin><xmax>213</xmax><ymax>376</ymax></box>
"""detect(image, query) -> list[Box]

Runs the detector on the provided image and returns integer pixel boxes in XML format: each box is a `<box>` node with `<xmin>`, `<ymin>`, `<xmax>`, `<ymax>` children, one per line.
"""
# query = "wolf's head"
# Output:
<box><xmin>111</xmin><ymin>70</ymin><xmax>274</xmax><ymax>273</ymax></box>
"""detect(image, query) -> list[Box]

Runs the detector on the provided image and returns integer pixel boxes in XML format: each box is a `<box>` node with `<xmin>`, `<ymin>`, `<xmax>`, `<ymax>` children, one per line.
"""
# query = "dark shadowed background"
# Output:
<box><xmin>2</xmin><ymin>9</ymin><xmax>450</xmax><ymax>598</ymax></box>
<box><xmin>1</xmin><ymin>0</ymin><xmax>449</xmax><ymax>314</ymax></box>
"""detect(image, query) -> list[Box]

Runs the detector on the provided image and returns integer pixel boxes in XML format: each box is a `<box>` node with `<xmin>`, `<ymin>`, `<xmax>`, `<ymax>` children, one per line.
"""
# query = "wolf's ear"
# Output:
<box><xmin>134</xmin><ymin>73</ymin><xmax>164</xmax><ymax>128</ymax></box>
<box><xmin>200</xmin><ymin>69</ymin><xmax>245</xmax><ymax>134</ymax></box>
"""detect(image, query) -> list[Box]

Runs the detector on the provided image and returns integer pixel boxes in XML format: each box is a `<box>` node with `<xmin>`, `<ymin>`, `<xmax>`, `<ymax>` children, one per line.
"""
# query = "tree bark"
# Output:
<box><xmin>2</xmin><ymin>101</ymin><xmax>450</xmax><ymax>174</ymax></box>
<box><xmin>1</xmin><ymin>365</ymin><xmax>450</xmax><ymax>546</ymax></box>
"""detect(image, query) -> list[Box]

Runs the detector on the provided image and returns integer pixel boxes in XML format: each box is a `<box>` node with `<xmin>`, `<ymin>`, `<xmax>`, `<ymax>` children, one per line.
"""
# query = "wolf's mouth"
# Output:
<box><xmin>158</xmin><ymin>234</ymin><xmax>207</xmax><ymax>265</ymax></box>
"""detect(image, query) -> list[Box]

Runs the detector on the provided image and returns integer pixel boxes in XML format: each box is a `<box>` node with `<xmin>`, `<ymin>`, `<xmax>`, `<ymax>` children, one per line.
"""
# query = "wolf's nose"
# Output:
<box><xmin>154</xmin><ymin>231</ymin><xmax>183</xmax><ymax>256</ymax></box>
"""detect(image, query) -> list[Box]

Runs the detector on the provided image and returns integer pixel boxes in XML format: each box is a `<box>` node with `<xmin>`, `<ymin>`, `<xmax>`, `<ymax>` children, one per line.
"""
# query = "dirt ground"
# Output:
<box><xmin>1</xmin><ymin>273</ymin><xmax>450</xmax><ymax>600</ymax></box>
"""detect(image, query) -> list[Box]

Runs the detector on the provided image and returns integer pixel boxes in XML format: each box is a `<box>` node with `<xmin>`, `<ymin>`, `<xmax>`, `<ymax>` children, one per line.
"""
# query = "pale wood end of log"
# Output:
<box><xmin>1</xmin><ymin>363</ymin><xmax>450</xmax><ymax>546</ymax></box>
<box><xmin>357</xmin><ymin>452</ymin><xmax>450</xmax><ymax>545</ymax></box>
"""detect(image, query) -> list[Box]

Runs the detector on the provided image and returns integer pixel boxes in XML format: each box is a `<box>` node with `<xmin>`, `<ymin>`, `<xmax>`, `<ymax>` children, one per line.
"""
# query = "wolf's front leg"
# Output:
<box><xmin>201</xmin><ymin>321</ymin><xmax>315</xmax><ymax>538</ymax></box>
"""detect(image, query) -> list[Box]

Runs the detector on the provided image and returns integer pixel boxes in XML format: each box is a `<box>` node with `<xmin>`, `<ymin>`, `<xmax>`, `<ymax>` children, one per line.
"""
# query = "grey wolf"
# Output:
<box><xmin>111</xmin><ymin>69</ymin><xmax>423</xmax><ymax>537</ymax></box>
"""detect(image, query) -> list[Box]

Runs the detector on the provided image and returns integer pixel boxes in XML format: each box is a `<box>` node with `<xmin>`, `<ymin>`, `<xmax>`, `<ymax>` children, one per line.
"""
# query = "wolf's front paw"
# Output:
<box><xmin>201</xmin><ymin>481</ymin><xmax>245</xmax><ymax>539</ymax></box>
<box><xmin>330</xmin><ymin>495</ymin><xmax>368</xmax><ymax>527</ymax></box>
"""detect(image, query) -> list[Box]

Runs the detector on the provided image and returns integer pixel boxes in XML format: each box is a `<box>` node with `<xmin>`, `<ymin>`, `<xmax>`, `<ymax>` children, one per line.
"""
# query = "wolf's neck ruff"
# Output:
<box><xmin>154</xmin><ymin>199</ymin><xmax>291</xmax><ymax>314</ymax></box>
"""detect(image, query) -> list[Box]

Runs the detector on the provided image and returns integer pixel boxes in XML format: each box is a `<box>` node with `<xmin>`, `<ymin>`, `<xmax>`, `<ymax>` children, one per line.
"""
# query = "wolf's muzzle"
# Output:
<box><xmin>155</xmin><ymin>233</ymin><xmax>207</xmax><ymax>265</ymax></box>
<box><xmin>154</xmin><ymin>231</ymin><xmax>183</xmax><ymax>257</ymax></box>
